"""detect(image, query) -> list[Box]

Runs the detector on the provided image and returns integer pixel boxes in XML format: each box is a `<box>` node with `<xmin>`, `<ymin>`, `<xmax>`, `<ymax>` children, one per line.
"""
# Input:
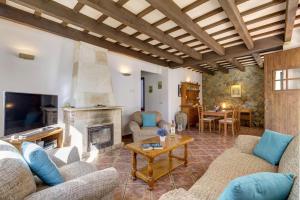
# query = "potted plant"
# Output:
<box><xmin>157</xmin><ymin>128</ymin><xmax>168</xmax><ymax>142</ymax></box>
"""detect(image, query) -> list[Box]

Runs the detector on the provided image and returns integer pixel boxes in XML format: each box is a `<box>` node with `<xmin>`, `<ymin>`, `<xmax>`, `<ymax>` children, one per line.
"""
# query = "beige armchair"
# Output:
<box><xmin>0</xmin><ymin>140</ymin><xmax>119</xmax><ymax>200</ymax></box>
<box><xmin>128</xmin><ymin>111</ymin><xmax>170</xmax><ymax>142</ymax></box>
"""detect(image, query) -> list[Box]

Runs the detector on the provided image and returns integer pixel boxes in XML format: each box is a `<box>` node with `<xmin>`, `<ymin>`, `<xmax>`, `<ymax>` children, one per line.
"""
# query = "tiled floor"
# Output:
<box><xmin>90</xmin><ymin>127</ymin><xmax>263</xmax><ymax>200</ymax></box>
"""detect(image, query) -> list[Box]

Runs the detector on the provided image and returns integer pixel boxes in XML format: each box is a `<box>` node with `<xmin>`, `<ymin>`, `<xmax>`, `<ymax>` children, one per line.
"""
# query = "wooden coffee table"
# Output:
<box><xmin>126</xmin><ymin>135</ymin><xmax>194</xmax><ymax>190</ymax></box>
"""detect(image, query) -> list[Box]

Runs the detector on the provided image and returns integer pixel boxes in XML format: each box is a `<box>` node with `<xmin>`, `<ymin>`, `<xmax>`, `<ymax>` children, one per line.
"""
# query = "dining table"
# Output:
<box><xmin>203</xmin><ymin>110</ymin><xmax>233</xmax><ymax>136</ymax></box>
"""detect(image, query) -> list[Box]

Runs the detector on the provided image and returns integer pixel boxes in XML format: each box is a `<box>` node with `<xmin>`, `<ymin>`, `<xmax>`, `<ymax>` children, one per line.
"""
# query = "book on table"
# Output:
<box><xmin>141</xmin><ymin>143</ymin><xmax>163</xmax><ymax>150</ymax></box>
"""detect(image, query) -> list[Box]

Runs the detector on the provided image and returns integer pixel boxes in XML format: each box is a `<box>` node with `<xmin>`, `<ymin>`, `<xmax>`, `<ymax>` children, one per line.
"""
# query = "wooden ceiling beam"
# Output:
<box><xmin>218</xmin><ymin>0</ymin><xmax>254</xmax><ymax>49</ymax></box>
<box><xmin>0</xmin><ymin>4</ymin><xmax>169</xmax><ymax>67</ymax></box>
<box><xmin>207</xmin><ymin>61</ymin><xmax>229</xmax><ymax>73</ymax></box>
<box><xmin>73</xmin><ymin>2</ymin><xmax>84</xmax><ymax>13</ymax></box>
<box><xmin>169</xmin><ymin>35</ymin><xmax>284</xmax><ymax>67</ymax></box>
<box><xmin>12</xmin><ymin>0</ymin><xmax>183</xmax><ymax>64</ymax></box>
<box><xmin>284</xmin><ymin>0</ymin><xmax>298</xmax><ymax>42</ymax></box>
<box><xmin>147</xmin><ymin>0</ymin><xmax>225</xmax><ymax>55</ymax></box>
<box><xmin>227</xmin><ymin>58</ymin><xmax>245</xmax><ymax>71</ymax></box>
<box><xmin>0</xmin><ymin>0</ymin><xmax>6</xmax><ymax>4</ymax></box>
<box><xmin>251</xmin><ymin>53</ymin><xmax>263</xmax><ymax>68</ymax></box>
<box><xmin>80</xmin><ymin>0</ymin><xmax>202</xmax><ymax>60</ymax></box>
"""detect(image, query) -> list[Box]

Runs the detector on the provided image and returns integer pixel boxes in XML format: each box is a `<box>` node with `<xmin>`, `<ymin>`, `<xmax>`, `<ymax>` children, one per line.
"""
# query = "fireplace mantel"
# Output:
<box><xmin>63</xmin><ymin>106</ymin><xmax>122</xmax><ymax>157</ymax></box>
<box><xmin>63</xmin><ymin>106</ymin><xmax>122</xmax><ymax>112</ymax></box>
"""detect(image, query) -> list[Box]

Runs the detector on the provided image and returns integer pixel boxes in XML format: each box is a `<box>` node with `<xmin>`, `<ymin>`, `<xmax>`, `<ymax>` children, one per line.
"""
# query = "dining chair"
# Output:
<box><xmin>218</xmin><ymin>108</ymin><xmax>240</xmax><ymax>136</ymax></box>
<box><xmin>197</xmin><ymin>105</ymin><xmax>216</xmax><ymax>132</ymax></box>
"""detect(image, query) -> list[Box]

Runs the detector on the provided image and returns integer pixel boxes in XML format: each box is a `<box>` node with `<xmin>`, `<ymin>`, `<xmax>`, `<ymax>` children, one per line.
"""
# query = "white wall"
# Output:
<box><xmin>0</xmin><ymin>19</ymin><xmax>74</xmax><ymax>135</ymax></box>
<box><xmin>283</xmin><ymin>28</ymin><xmax>300</xmax><ymax>50</ymax></box>
<box><xmin>167</xmin><ymin>68</ymin><xmax>202</xmax><ymax>122</ymax></box>
<box><xmin>141</xmin><ymin>70</ymin><xmax>169</xmax><ymax>120</ymax></box>
<box><xmin>0</xmin><ymin>18</ymin><xmax>202</xmax><ymax>136</ymax></box>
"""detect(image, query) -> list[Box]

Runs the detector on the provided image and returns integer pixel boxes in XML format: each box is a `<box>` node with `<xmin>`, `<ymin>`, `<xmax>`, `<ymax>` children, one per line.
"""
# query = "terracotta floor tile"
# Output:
<box><xmin>123</xmin><ymin>184</ymin><xmax>151</xmax><ymax>200</ymax></box>
<box><xmin>93</xmin><ymin>127</ymin><xmax>263</xmax><ymax>200</ymax></box>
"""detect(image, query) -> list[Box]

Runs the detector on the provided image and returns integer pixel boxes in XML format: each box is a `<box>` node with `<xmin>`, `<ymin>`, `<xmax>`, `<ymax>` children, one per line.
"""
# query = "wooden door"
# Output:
<box><xmin>264</xmin><ymin>48</ymin><xmax>300</xmax><ymax>135</ymax></box>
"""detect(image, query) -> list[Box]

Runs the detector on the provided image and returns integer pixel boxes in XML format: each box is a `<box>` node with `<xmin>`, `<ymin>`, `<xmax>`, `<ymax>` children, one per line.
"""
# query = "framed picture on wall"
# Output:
<box><xmin>231</xmin><ymin>85</ymin><xmax>241</xmax><ymax>97</ymax></box>
<box><xmin>158</xmin><ymin>81</ymin><xmax>162</xmax><ymax>89</ymax></box>
<box><xmin>149</xmin><ymin>85</ymin><xmax>153</xmax><ymax>93</ymax></box>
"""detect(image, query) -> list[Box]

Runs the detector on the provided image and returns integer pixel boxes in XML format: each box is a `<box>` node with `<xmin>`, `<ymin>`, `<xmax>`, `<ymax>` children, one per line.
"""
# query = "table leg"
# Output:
<box><xmin>184</xmin><ymin>144</ymin><xmax>188</xmax><ymax>167</ymax></box>
<box><xmin>168</xmin><ymin>150</ymin><xmax>173</xmax><ymax>170</ymax></box>
<box><xmin>131</xmin><ymin>152</ymin><xmax>137</xmax><ymax>180</ymax></box>
<box><xmin>224</xmin><ymin>113</ymin><xmax>228</xmax><ymax>136</ymax></box>
<box><xmin>147</xmin><ymin>158</ymin><xmax>154</xmax><ymax>190</ymax></box>
<box><xmin>249</xmin><ymin>112</ymin><xmax>252</xmax><ymax>128</ymax></box>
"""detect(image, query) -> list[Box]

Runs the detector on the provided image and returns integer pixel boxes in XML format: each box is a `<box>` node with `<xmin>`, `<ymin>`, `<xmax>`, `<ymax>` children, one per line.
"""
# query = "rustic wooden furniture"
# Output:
<box><xmin>126</xmin><ymin>135</ymin><xmax>194</xmax><ymax>190</ymax></box>
<box><xmin>219</xmin><ymin>109</ymin><xmax>240</xmax><ymax>136</ymax></box>
<box><xmin>265</xmin><ymin>47</ymin><xmax>300</xmax><ymax>135</ymax></box>
<box><xmin>3</xmin><ymin>127</ymin><xmax>63</xmax><ymax>151</ymax></box>
<box><xmin>180</xmin><ymin>82</ymin><xmax>200</xmax><ymax>129</ymax></box>
<box><xmin>197</xmin><ymin>105</ymin><xmax>217</xmax><ymax>132</ymax></box>
<box><xmin>203</xmin><ymin>110</ymin><xmax>233</xmax><ymax>136</ymax></box>
<box><xmin>240</xmin><ymin>108</ymin><xmax>252</xmax><ymax>127</ymax></box>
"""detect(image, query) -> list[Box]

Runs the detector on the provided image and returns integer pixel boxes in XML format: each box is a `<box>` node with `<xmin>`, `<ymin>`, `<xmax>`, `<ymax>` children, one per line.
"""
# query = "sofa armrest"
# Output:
<box><xmin>159</xmin><ymin>188</ymin><xmax>198</xmax><ymax>200</ymax></box>
<box><xmin>158</xmin><ymin>120</ymin><xmax>170</xmax><ymax>129</ymax></box>
<box><xmin>234</xmin><ymin>135</ymin><xmax>261</xmax><ymax>154</ymax></box>
<box><xmin>25</xmin><ymin>167</ymin><xmax>119</xmax><ymax>200</ymax></box>
<box><xmin>129</xmin><ymin>121</ymin><xmax>141</xmax><ymax>134</ymax></box>
<box><xmin>47</xmin><ymin>146</ymin><xmax>80</xmax><ymax>168</ymax></box>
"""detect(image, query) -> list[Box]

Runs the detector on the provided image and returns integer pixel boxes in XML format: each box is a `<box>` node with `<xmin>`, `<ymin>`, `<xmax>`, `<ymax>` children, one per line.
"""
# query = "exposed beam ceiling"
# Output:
<box><xmin>169</xmin><ymin>35</ymin><xmax>284</xmax><ymax>68</ymax></box>
<box><xmin>0</xmin><ymin>4</ymin><xmax>169</xmax><ymax>67</ymax></box>
<box><xmin>79</xmin><ymin>0</ymin><xmax>202</xmax><ymax>60</ymax></box>
<box><xmin>252</xmin><ymin>53</ymin><xmax>263</xmax><ymax>68</ymax></box>
<box><xmin>218</xmin><ymin>0</ymin><xmax>254</xmax><ymax>49</ymax></box>
<box><xmin>12</xmin><ymin>0</ymin><xmax>183</xmax><ymax>64</ymax></box>
<box><xmin>284</xmin><ymin>0</ymin><xmax>298</xmax><ymax>42</ymax></box>
<box><xmin>146</xmin><ymin>0</ymin><xmax>225</xmax><ymax>56</ymax></box>
<box><xmin>227</xmin><ymin>58</ymin><xmax>245</xmax><ymax>71</ymax></box>
<box><xmin>207</xmin><ymin>62</ymin><xmax>229</xmax><ymax>73</ymax></box>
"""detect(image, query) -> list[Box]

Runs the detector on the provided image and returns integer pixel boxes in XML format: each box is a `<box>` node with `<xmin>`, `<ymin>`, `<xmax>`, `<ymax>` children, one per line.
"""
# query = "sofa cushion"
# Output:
<box><xmin>22</xmin><ymin>142</ymin><xmax>64</xmax><ymax>186</ymax></box>
<box><xmin>253</xmin><ymin>129</ymin><xmax>293</xmax><ymax>165</ymax></box>
<box><xmin>142</xmin><ymin>113</ymin><xmax>157</xmax><ymax>127</ymax></box>
<box><xmin>278</xmin><ymin>135</ymin><xmax>299</xmax><ymax>200</ymax></box>
<box><xmin>0</xmin><ymin>140</ymin><xmax>36</xmax><ymax>199</ymax></box>
<box><xmin>219</xmin><ymin>172</ymin><xmax>294</xmax><ymax>200</ymax></box>
<box><xmin>131</xmin><ymin>111</ymin><xmax>162</xmax><ymax>126</ymax></box>
<box><xmin>59</xmin><ymin>161</ymin><xmax>97</xmax><ymax>181</ymax></box>
<box><xmin>188</xmin><ymin>148</ymin><xmax>277</xmax><ymax>200</ymax></box>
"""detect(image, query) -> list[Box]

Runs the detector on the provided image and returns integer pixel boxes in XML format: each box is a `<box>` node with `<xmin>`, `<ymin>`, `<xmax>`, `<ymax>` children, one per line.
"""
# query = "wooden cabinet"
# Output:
<box><xmin>3</xmin><ymin>128</ymin><xmax>63</xmax><ymax>151</ymax></box>
<box><xmin>264</xmin><ymin>48</ymin><xmax>300</xmax><ymax>135</ymax></box>
<box><xmin>180</xmin><ymin>82</ymin><xmax>200</xmax><ymax>128</ymax></box>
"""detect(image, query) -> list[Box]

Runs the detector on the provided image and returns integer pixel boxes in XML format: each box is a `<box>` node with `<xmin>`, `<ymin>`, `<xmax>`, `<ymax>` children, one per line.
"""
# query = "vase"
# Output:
<box><xmin>160</xmin><ymin>136</ymin><xmax>166</xmax><ymax>142</ymax></box>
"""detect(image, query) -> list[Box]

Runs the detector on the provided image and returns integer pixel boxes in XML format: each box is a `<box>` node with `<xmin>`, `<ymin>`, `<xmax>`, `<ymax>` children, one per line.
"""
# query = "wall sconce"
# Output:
<box><xmin>18</xmin><ymin>53</ymin><xmax>35</xmax><ymax>60</ymax></box>
<box><xmin>121</xmin><ymin>72</ymin><xmax>131</xmax><ymax>76</ymax></box>
<box><xmin>186</xmin><ymin>77</ymin><xmax>191</xmax><ymax>82</ymax></box>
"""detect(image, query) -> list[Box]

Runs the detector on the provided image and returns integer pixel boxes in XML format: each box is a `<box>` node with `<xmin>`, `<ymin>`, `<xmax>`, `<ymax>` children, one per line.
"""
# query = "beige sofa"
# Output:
<box><xmin>128</xmin><ymin>111</ymin><xmax>170</xmax><ymax>142</ymax></box>
<box><xmin>0</xmin><ymin>140</ymin><xmax>119</xmax><ymax>200</ymax></box>
<box><xmin>160</xmin><ymin>135</ymin><xmax>299</xmax><ymax>200</ymax></box>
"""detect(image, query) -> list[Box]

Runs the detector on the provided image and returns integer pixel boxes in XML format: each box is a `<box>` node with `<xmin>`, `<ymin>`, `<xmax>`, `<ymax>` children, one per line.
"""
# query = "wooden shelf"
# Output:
<box><xmin>4</xmin><ymin>127</ymin><xmax>63</xmax><ymax>151</ymax></box>
<box><xmin>137</xmin><ymin>158</ymin><xmax>184</xmax><ymax>182</ymax></box>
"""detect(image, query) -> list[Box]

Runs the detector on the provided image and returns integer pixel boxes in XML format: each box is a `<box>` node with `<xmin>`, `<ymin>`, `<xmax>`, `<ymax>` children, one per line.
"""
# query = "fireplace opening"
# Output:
<box><xmin>87</xmin><ymin>123</ymin><xmax>114</xmax><ymax>152</ymax></box>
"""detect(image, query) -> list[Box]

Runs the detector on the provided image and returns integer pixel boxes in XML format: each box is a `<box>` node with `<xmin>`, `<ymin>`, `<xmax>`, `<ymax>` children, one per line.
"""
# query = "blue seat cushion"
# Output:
<box><xmin>218</xmin><ymin>172</ymin><xmax>294</xmax><ymax>200</ymax></box>
<box><xmin>21</xmin><ymin>142</ymin><xmax>64</xmax><ymax>186</ymax></box>
<box><xmin>142</xmin><ymin>113</ymin><xmax>157</xmax><ymax>127</ymax></box>
<box><xmin>253</xmin><ymin>129</ymin><xmax>293</xmax><ymax>165</ymax></box>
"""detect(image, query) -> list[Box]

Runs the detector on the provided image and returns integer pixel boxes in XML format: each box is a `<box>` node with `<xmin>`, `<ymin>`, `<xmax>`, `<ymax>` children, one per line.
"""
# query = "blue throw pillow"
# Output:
<box><xmin>142</xmin><ymin>113</ymin><xmax>157</xmax><ymax>127</ymax></box>
<box><xmin>21</xmin><ymin>142</ymin><xmax>64</xmax><ymax>186</ymax></box>
<box><xmin>218</xmin><ymin>172</ymin><xmax>294</xmax><ymax>200</ymax></box>
<box><xmin>253</xmin><ymin>129</ymin><xmax>293</xmax><ymax>165</ymax></box>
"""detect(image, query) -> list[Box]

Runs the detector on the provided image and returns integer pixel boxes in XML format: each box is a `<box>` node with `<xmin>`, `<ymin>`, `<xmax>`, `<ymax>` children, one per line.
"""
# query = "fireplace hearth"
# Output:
<box><xmin>87</xmin><ymin>123</ymin><xmax>114</xmax><ymax>152</ymax></box>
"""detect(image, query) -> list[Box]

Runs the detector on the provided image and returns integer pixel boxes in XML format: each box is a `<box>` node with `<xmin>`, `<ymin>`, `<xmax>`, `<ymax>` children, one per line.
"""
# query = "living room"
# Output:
<box><xmin>0</xmin><ymin>0</ymin><xmax>299</xmax><ymax>200</ymax></box>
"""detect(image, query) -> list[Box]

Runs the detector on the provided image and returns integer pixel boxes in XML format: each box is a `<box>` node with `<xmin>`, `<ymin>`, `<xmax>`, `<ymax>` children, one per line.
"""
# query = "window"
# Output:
<box><xmin>274</xmin><ymin>68</ymin><xmax>300</xmax><ymax>91</ymax></box>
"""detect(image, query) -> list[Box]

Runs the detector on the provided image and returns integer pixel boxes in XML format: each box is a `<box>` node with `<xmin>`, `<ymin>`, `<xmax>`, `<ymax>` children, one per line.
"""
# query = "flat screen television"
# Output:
<box><xmin>4</xmin><ymin>92</ymin><xmax>58</xmax><ymax>136</ymax></box>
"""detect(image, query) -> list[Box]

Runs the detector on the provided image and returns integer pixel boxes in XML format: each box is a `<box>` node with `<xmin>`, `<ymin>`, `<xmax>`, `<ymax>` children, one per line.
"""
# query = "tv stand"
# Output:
<box><xmin>4</xmin><ymin>127</ymin><xmax>63</xmax><ymax>151</ymax></box>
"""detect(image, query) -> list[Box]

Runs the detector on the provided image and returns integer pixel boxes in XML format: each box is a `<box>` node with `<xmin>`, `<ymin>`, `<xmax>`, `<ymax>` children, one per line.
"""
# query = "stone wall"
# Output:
<box><xmin>202</xmin><ymin>66</ymin><xmax>264</xmax><ymax>127</ymax></box>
